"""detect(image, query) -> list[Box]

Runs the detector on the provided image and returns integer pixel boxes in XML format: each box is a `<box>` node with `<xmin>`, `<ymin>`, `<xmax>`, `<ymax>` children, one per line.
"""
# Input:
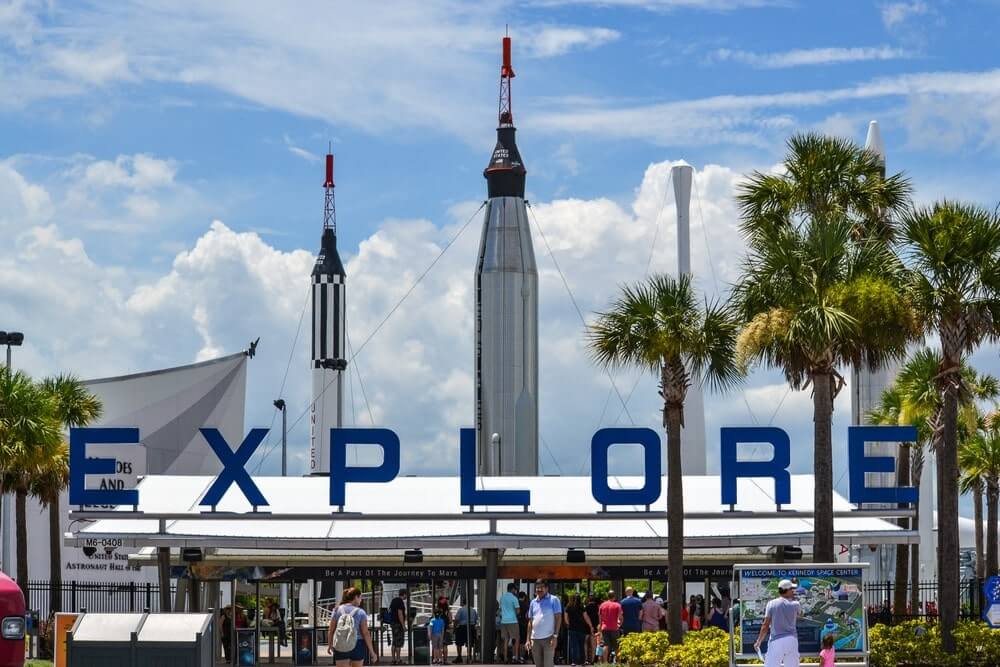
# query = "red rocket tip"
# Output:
<box><xmin>324</xmin><ymin>153</ymin><xmax>334</xmax><ymax>188</ymax></box>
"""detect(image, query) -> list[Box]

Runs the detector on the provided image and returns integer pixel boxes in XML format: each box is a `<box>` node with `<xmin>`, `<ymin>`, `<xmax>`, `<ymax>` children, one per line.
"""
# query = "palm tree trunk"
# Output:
<box><xmin>812</xmin><ymin>371</ymin><xmax>834</xmax><ymax>562</ymax></box>
<box><xmin>987</xmin><ymin>477</ymin><xmax>999</xmax><ymax>577</ymax></box>
<box><xmin>664</xmin><ymin>400</ymin><xmax>685</xmax><ymax>644</ymax></box>
<box><xmin>974</xmin><ymin>481</ymin><xmax>985</xmax><ymax>579</ymax></box>
<box><xmin>15</xmin><ymin>489</ymin><xmax>28</xmax><ymax>594</ymax></box>
<box><xmin>893</xmin><ymin>444</ymin><xmax>910</xmax><ymax>622</ymax></box>
<box><xmin>939</xmin><ymin>375</ymin><xmax>960</xmax><ymax>653</ymax></box>
<box><xmin>48</xmin><ymin>493</ymin><xmax>62</xmax><ymax>614</ymax></box>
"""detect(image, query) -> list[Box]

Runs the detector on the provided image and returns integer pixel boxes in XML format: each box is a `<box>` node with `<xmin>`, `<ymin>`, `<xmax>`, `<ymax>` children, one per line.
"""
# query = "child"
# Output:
<box><xmin>819</xmin><ymin>634</ymin><xmax>836</xmax><ymax>667</ymax></box>
<box><xmin>429</xmin><ymin>611</ymin><xmax>445</xmax><ymax>664</ymax></box>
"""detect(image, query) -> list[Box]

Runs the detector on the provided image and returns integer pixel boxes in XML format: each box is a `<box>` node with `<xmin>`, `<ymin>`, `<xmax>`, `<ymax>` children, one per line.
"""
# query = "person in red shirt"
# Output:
<box><xmin>597</xmin><ymin>590</ymin><xmax>623</xmax><ymax>662</ymax></box>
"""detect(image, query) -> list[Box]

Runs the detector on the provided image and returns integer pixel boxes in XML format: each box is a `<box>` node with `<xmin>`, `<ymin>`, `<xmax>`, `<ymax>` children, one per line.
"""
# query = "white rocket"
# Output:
<box><xmin>475</xmin><ymin>35</ymin><xmax>539</xmax><ymax>476</ymax></box>
<box><xmin>671</xmin><ymin>163</ymin><xmax>707</xmax><ymax>476</ymax></box>
<box><xmin>310</xmin><ymin>152</ymin><xmax>346</xmax><ymax>475</ymax></box>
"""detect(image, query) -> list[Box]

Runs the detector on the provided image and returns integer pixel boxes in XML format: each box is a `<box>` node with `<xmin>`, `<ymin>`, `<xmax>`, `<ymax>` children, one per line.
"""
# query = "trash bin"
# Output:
<box><xmin>294</xmin><ymin>626</ymin><xmax>316</xmax><ymax>665</ymax></box>
<box><xmin>66</xmin><ymin>613</ymin><xmax>144</xmax><ymax>667</ymax></box>
<box><xmin>236</xmin><ymin>627</ymin><xmax>258</xmax><ymax>666</ymax></box>
<box><xmin>411</xmin><ymin>623</ymin><xmax>429</xmax><ymax>665</ymax></box>
<box><xmin>135</xmin><ymin>613</ymin><xmax>213</xmax><ymax>667</ymax></box>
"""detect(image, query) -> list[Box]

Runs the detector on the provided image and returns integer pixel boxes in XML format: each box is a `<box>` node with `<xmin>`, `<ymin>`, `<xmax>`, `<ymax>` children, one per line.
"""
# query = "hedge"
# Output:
<box><xmin>615</xmin><ymin>621</ymin><xmax>1000</xmax><ymax>667</ymax></box>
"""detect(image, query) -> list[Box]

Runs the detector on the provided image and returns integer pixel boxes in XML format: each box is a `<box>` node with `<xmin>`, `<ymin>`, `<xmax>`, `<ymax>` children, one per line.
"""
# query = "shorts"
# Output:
<box><xmin>391</xmin><ymin>624</ymin><xmax>405</xmax><ymax>648</ymax></box>
<box><xmin>432</xmin><ymin>635</ymin><xmax>444</xmax><ymax>650</ymax></box>
<box><xmin>764</xmin><ymin>635</ymin><xmax>799</xmax><ymax>667</ymax></box>
<box><xmin>500</xmin><ymin>623</ymin><xmax>519</xmax><ymax>643</ymax></box>
<box><xmin>333</xmin><ymin>640</ymin><xmax>367</xmax><ymax>662</ymax></box>
<box><xmin>601</xmin><ymin>630</ymin><xmax>619</xmax><ymax>655</ymax></box>
<box><xmin>455</xmin><ymin>625</ymin><xmax>476</xmax><ymax>647</ymax></box>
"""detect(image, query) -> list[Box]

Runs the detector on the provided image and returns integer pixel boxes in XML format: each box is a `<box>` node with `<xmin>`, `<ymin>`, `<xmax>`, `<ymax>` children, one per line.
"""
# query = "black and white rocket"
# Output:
<box><xmin>475</xmin><ymin>35</ymin><xmax>539</xmax><ymax>476</ymax></box>
<box><xmin>310</xmin><ymin>152</ymin><xmax>347</xmax><ymax>475</ymax></box>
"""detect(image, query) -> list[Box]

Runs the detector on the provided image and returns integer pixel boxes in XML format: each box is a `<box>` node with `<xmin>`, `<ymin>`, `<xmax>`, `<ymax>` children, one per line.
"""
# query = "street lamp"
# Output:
<box><xmin>273</xmin><ymin>399</ymin><xmax>287</xmax><ymax>477</ymax></box>
<box><xmin>0</xmin><ymin>332</ymin><xmax>24</xmax><ymax>370</ymax></box>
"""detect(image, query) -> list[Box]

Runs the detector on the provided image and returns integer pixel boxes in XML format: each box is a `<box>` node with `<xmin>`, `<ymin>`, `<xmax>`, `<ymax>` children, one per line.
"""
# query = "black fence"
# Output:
<box><xmin>25</xmin><ymin>580</ymin><xmax>176</xmax><ymax>618</ymax></box>
<box><xmin>865</xmin><ymin>578</ymin><xmax>985</xmax><ymax>625</ymax></box>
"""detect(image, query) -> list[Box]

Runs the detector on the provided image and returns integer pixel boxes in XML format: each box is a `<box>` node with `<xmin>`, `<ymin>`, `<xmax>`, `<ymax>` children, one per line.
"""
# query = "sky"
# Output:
<box><xmin>3</xmin><ymin>0</ymin><xmax>1000</xmax><ymax>505</ymax></box>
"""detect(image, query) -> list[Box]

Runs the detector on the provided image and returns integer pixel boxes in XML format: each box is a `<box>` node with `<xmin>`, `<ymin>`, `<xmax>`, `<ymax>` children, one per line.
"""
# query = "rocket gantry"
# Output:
<box><xmin>475</xmin><ymin>35</ymin><xmax>539</xmax><ymax>476</ymax></box>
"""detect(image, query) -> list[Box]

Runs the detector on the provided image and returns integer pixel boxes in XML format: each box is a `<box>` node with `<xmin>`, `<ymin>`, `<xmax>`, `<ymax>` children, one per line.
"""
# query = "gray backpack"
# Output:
<box><xmin>333</xmin><ymin>606</ymin><xmax>361</xmax><ymax>652</ymax></box>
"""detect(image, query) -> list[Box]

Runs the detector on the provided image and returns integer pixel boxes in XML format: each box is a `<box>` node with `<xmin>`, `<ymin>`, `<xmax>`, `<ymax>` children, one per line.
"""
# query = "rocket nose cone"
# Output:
<box><xmin>865</xmin><ymin>120</ymin><xmax>886</xmax><ymax>161</ymax></box>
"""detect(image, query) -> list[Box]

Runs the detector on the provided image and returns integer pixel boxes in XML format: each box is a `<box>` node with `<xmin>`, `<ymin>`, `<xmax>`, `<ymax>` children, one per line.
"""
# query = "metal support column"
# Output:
<box><xmin>157</xmin><ymin>547</ymin><xmax>172</xmax><ymax>612</ymax></box>
<box><xmin>483</xmin><ymin>549</ymin><xmax>498</xmax><ymax>664</ymax></box>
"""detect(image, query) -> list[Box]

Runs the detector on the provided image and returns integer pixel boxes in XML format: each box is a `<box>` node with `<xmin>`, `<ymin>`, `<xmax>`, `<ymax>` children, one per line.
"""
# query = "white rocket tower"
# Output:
<box><xmin>475</xmin><ymin>34</ymin><xmax>539</xmax><ymax>476</ymax></box>
<box><xmin>671</xmin><ymin>163</ymin><xmax>707</xmax><ymax>475</ymax></box>
<box><xmin>310</xmin><ymin>152</ymin><xmax>347</xmax><ymax>474</ymax></box>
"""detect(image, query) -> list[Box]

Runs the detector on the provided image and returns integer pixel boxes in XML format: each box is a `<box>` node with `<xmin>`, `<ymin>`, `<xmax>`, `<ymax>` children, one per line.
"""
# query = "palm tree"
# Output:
<box><xmin>867</xmin><ymin>386</ymin><xmax>912</xmax><ymax>620</ymax></box>
<box><xmin>960</xmin><ymin>415</ymin><xmax>1000</xmax><ymax>578</ymax></box>
<box><xmin>960</xmin><ymin>431</ymin><xmax>988</xmax><ymax>578</ymax></box>
<box><xmin>0</xmin><ymin>369</ymin><xmax>61</xmax><ymax>592</ymax></box>
<box><xmin>893</xmin><ymin>349</ymin><xmax>999</xmax><ymax>613</ymax></box>
<box><xmin>39</xmin><ymin>375</ymin><xmax>101</xmax><ymax>613</ymax></box>
<box><xmin>732</xmin><ymin>216</ymin><xmax>915</xmax><ymax>561</ymax></box>
<box><xmin>588</xmin><ymin>273</ymin><xmax>741</xmax><ymax>643</ymax></box>
<box><xmin>897</xmin><ymin>201</ymin><xmax>1000</xmax><ymax>651</ymax></box>
<box><xmin>734</xmin><ymin>134</ymin><xmax>913</xmax><ymax>563</ymax></box>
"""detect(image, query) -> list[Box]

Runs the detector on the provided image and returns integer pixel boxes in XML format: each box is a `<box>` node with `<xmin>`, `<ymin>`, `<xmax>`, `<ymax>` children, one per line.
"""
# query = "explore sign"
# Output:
<box><xmin>69</xmin><ymin>425</ymin><xmax>918</xmax><ymax>510</ymax></box>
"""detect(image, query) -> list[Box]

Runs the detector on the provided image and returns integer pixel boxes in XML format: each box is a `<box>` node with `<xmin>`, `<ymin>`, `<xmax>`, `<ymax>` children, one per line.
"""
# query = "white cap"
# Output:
<box><xmin>778</xmin><ymin>579</ymin><xmax>795</xmax><ymax>592</ymax></box>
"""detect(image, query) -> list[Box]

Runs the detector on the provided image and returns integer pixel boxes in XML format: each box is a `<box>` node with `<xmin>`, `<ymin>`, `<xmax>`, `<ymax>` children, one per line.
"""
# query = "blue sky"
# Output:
<box><xmin>2</xmin><ymin>0</ymin><xmax>1000</xmax><ymax>503</ymax></box>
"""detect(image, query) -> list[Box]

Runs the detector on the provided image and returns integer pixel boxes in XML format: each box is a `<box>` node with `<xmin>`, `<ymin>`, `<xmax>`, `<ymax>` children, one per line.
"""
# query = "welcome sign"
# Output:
<box><xmin>68</xmin><ymin>425</ymin><xmax>918</xmax><ymax>511</ymax></box>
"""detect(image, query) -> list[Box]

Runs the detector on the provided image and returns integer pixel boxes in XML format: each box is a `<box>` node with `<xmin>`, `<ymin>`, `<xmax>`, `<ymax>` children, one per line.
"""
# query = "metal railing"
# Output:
<box><xmin>25</xmin><ymin>580</ymin><xmax>175</xmax><ymax>618</ymax></box>
<box><xmin>865</xmin><ymin>578</ymin><xmax>984</xmax><ymax>625</ymax></box>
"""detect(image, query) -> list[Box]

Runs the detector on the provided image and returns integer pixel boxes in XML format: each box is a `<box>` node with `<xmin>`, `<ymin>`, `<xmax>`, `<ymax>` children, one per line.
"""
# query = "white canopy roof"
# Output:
<box><xmin>68</xmin><ymin>473</ymin><xmax>914</xmax><ymax>550</ymax></box>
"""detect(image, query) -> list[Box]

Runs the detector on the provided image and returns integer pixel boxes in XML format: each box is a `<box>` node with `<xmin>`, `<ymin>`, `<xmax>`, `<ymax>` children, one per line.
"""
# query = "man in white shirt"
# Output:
<box><xmin>525</xmin><ymin>580</ymin><xmax>562</xmax><ymax>667</ymax></box>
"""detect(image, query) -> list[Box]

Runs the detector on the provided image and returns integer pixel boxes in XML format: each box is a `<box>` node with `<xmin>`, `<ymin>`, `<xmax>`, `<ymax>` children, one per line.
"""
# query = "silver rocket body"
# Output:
<box><xmin>475</xmin><ymin>196</ymin><xmax>539</xmax><ymax>476</ymax></box>
<box><xmin>310</xmin><ymin>227</ymin><xmax>346</xmax><ymax>474</ymax></box>
<box><xmin>671</xmin><ymin>164</ymin><xmax>707</xmax><ymax>476</ymax></box>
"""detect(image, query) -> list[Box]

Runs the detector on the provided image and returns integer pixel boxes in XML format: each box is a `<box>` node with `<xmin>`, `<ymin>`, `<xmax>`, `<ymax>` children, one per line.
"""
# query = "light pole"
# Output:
<box><xmin>0</xmin><ymin>332</ymin><xmax>24</xmax><ymax>370</ymax></box>
<box><xmin>273</xmin><ymin>399</ymin><xmax>287</xmax><ymax>477</ymax></box>
<box><xmin>0</xmin><ymin>331</ymin><xmax>22</xmax><ymax>578</ymax></box>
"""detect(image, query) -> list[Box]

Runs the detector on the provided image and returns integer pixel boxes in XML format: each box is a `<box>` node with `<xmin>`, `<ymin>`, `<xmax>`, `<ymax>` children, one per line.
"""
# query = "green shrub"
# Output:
<box><xmin>617</xmin><ymin>628</ymin><xmax>729</xmax><ymax>667</ymax></box>
<box><xmin>868</xmin><ymin>620</ymin><xmax>1000</xmax><ymax>667</ymax></box>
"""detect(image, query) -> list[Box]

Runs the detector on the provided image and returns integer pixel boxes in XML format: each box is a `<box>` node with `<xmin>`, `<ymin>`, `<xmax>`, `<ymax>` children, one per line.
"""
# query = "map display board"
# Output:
<box><xmin>733</xmin><ymin>564</ymin><xmax>867</xmax><ymax>657</ymax></box>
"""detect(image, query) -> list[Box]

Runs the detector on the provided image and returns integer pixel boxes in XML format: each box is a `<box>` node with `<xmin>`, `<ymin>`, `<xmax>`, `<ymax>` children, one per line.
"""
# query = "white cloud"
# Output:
<box><xmin>528</xmin><ymin>0</ymin><xmax>784</xmax><ymax>10</ymax></box>
<box><xmin>526</xmin><ymin>26</ymin><xmax>621</xmax><ymax>58</ymax></box>
<box><xmin>530</xmin><ymin>68</ymin><xmax>1000</xmax><ymax>149</ymax></box>
<box><xmin>711</xmin><ymin>45</ymin><xmax>911</xmax><ymax>69</ymax></box>
<box><xmin>47</xmin><ymin>45</ymin><xmax>133</xmax><ymax>85</ymax></box>
<box><xmin>881</xmin><ymin>1</ymin><xmax>930</xmax><ymax>29</ymax></box>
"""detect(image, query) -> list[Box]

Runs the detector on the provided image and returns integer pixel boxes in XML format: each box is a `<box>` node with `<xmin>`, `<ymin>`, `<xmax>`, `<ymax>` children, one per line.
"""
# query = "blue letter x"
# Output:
<box><xmin>199</xmin><ymin>428</ymin><xmax>269</xmax><ymax>507</ymax></box>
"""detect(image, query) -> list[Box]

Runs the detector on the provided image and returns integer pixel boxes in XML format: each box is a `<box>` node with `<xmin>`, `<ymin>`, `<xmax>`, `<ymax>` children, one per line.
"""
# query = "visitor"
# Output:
<box><xmin>656</xmin><ymin>598</ymin><xmax>667</xmax><ymax>631</ymax></box>
<box><xmin>328</xmin><ymin>586</ymin><xmax>377</xmax><ymax>667</ymax></box>
<box><xmin>267</xmin><ymin>602</ymin><xmax>288</xmax><ymax>647</ymax></box>
<box><xmin>430</xmin><ymin>612</ymin><xmax>446</xmax><ymax>665</ymax></box>
<box><xmin>819</xmin><ymin>634</ymin><xmax>835</xmax><ymax>667</ymax></box>
<box><xmin>620</xmin><ymin>588</ymin><xmax>641</xmax><ymax>636</ymax></box>
<box><xmin>564</xmin><ymin>593</ymin><xmax>593</xmax><ymax>666</ymax></box>
<box><xmin>584</xmin><ymin>594</ymin><xmax>601</xmax><ymax>664</ymax></box>
<box><xmin>389</xmin><ymin>589</ymin><xmax>408</xmax><ymax>666</ymax></box>
<box><xmin>753</xmin><ymin>579</ymin><xmax>802</xmax><ymax>667</ymax></box>
<box><xmin>525</xmin><ymin>579</ymin><xmax>562</xmax><ymax>667</ymax></box>
<box><xmin>556</xmin><ymin>595</ymin><xmax>569</xmax><ymax>665</ymax></box>
<box><xmin>639</xmin><ymin>592</ymin><xmax>662</xmax><ymax>633</ymax></box>
<box><xmin>500</xmin><ymin>583</ymin><xmax>522</xmax><ymax>664</ymax></box>
<box><xmin>597</xmin><ymin>590</ymin><xmax>622</xmax><ymax>663</ymax></box>
<box><xmin>707</xmin><ymin>599</ymin><xmax>727</xmax><ymax>632</ymax></box>
<box><xmin>454</xmin><ymin>603</ymin><xmax>479</xmax><ymax>664</ymax></box>
<box><xmin>220</xmin><ymin>608</ymin><xmax>233</xmax><ymax>663</ymax></box>
<box><xmin>437</xmin><ymin>596</ymin><xmax>453</xmax><ymax>662</ymax></box>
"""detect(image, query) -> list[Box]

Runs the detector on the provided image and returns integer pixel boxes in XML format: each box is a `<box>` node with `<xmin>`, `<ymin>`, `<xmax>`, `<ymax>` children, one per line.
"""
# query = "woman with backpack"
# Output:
<box><xmin>328</xmin><ymin>587</ymin><xmax>377</xmax><ymax>666</ymax></box>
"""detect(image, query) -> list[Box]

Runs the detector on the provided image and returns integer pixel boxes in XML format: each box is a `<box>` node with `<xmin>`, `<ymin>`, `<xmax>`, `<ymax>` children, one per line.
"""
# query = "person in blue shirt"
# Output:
<box><xmin>499</xmin><ymin>583</ymin><xmax>522</xmax><ymax>664</ymax></box>
<box><xmin>620</xmin><ymin>588</ymin><xmax>642</xmax><ymax>636</ymax></box>
<box><xmin>525</xmin><ymin>580</ymin><xmax>562</xmax><ymax>667</ymax></box>
<box><xmin>429</xmin><ymin>612</ymin><xmax>446</xmax><ymax>665</ymax></box>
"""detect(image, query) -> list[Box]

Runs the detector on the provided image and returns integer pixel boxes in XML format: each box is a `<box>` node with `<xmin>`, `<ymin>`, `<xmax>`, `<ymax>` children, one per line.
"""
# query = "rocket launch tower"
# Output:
<box><xmin>310</xmin><ymin>152</ymin><xmax>347</xmax><ymax>475</ymax></box>
<box><xmin>475</xmin><ymin>34</ymin><xmax>539</xmax><ymax>476</ymax></box>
